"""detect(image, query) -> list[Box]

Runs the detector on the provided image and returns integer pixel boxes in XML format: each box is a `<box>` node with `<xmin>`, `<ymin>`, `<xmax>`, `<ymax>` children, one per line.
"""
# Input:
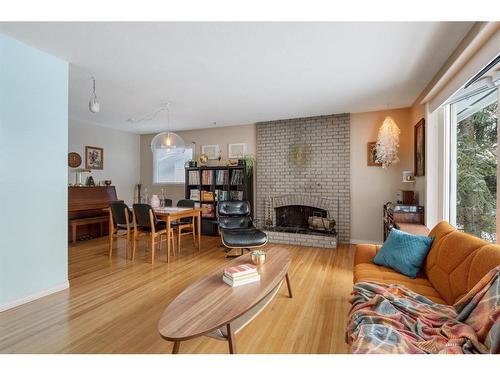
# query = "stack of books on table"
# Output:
<box><xmin>223</xmin><ymin>264</ymin><xmax>260</xmax><ymax>287</ymax></box>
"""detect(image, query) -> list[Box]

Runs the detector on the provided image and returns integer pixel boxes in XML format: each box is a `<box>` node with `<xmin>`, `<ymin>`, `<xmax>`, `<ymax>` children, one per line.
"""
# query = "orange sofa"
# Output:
<box><xmin>354</xmin><ymin>221</ymin><xmax>500</xmax><ymax>306</ymax></box>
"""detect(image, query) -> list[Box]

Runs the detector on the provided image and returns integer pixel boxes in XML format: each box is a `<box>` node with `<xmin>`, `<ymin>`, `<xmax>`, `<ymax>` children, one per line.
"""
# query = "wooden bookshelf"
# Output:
<box><xmin>185</xmin><ymin>165</ymin><xmax>253</xmax><ymax>236</ymax></box>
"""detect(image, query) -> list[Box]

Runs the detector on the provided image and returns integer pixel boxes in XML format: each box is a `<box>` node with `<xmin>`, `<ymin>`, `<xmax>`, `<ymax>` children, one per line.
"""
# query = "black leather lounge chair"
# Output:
<box><xmin>217</xmin><ymin>200</ymin><xmax>268</xmax><ymax>258</ymax></box>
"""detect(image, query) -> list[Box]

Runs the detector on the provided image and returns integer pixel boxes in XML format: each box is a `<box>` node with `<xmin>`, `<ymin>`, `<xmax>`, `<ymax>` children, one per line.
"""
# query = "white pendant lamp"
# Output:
<box><xmin>89</xmin><ymin>76</ymin><xmax>100</xmax><ymax>113</ymax></box>
<box><xmin>150</xmin><ymin>103</ymin><xmax>185</xmax><ymax>154</ymax></box>
<box><xmin>375</xmin><ymin>116</ymin><xmax>400</xmax><ymax>168</ymax></box>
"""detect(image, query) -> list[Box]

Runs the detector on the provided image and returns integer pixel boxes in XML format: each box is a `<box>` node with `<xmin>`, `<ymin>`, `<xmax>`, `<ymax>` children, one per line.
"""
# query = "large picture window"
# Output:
<box><xmin>449</xmin><ymin>88</ymin><xmax>498</xmax><ymax>242</ymax></box>
<box><xmin>153</xmin><ymin>148</ymin><xmax>193</xmax><ymax>184</ymax></box>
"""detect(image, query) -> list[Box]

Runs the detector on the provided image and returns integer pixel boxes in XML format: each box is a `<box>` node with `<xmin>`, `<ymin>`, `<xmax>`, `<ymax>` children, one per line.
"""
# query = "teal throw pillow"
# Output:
<box><xmin>373</xmin><ymin>229</ymin><xmax>434</xmax><ymax>279</ymax></box>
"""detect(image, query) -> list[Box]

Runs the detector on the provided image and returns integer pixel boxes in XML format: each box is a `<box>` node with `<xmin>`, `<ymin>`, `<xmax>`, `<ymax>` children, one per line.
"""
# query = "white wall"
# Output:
<box><xmin>350</xmin><ymin>108</ymin><xmax>413</xmax><ymax>243</ymax></box>
<box><xmin>69</xmin><ymin>120</ymin><xmax>140</xmax><ymax>204</ymax></box>
<box><xmin>0</xmin><ymin>34</ymin><xmax>69</xmax><ymax>310</ymax></box>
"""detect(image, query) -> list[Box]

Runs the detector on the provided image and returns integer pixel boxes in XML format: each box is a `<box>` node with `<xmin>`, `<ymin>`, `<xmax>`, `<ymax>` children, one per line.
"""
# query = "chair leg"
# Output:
<box><xmin>192</xmin><ymin>225</ymin><xmax>196</xmax><ymax>247</ymax></box>
<box><xmin>108</xmin><ymin>232</ymin><xmax>114</xmax><ymax>258</ymax></box>
<box><xmin>132</xmin><ymin>230</ymin><xmax>137</xmax><ymax>260</ymax></box>
<box><xmin>126</xmin><ymin>230</ymin><xmax>131</xmax><ymax>259</ymax></box>
<box><xmin>151</xmin><ymin>236</ymin><xmax>155</xmax><ymax>264</ymax></box>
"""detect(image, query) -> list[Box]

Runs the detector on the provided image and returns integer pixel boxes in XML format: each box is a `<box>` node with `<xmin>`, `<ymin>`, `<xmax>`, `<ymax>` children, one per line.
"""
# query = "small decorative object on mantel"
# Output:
<box><xmin>375</xmin><ymin>116</ymin><xmax>400</xmax><ymax>168</ymax></box>
<box><xmin>402</xmin><ymin>171</ymin><xmax>415</xmax><ymax>183</ymax></box>
<box><xmin>367</xmin><ymin>142</ymin><xmax>382</xmax><ymax>167</ymax></box>
<box><xmin>187</xmin><ymin>159</ymin><xmax>197</xmax><ymax>167</ymax></box>
<box><xmin>85</xmin><ymin>146</ymin><xmax>104</xmax><ymax>170</ymax></box>
<box><xmin>68</xmin><ymin>152</ymin><xmax>82</xmax><ymax>168</ymax></box>
<box><xmin>85</xmin><ymin>176</ymin><xmax>95</xmax><ymax>187</ymax></box>
<box><xmin>250</xmin><ymin>250</ymin><xmax>267</xmax><ymax>265</ymax></box>
<box><xmin>414</xmin><ymin>118</ymin><xmax>425</xmax><ymax>176</ymax></box>
<box><xmin>104</xmin><ymin>180</ymin><xmax>112</xmax><ymax>186</ymax></box>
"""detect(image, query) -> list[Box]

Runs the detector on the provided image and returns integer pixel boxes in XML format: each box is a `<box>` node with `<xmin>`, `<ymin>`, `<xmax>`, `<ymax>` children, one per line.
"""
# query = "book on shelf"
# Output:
<box><xmin>230</xmin><ymin>190</ymin><xmax>244</xmax><ymax>200</ymax></box>
<box><xmin>201</xmin><ymin>203</ymin><xmax>215</xmax><ymax>218</ymax></box>
<box><xmin>215</xmin><ymin>189</ymin><xmax>228</xmax><ymax>201</ymax></box>
<box><xmin>230</xmin><ymin>169</ymin><xmax>244</xmax><ymax>185</ymax></box>
<box><xmin>215</xmin><ymin>169</ymin><xmax>229</xmax><ymax>185</ymax></box>
<box><xmin>188</xmin><ymin>170</ymin><xmax>200</xmax><ymax>185</ymax></box>
<box><xmin>202</xmin><ymin>170</ymin><xmax>214</xmax><ymax>185</ymax></box>
<box><xmin>189</xmin><ymin>189</ymin><xmax>200</xmax><ymax>201</ymax></box>
<box><xmin>201</xmin><ymin>190</ymin><xmax>214</xmax><ymax>202</ymax></box>
<box><xmin>223</xmin><ymin>273</ymin><xmax>260</xmax><ymax>287</ymax></box>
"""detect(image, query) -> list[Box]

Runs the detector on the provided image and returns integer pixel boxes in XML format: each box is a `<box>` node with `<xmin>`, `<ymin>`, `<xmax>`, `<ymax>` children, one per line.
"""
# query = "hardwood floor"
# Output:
<box><xmin>0</xmin><ymin>236</ymin><xmax>355</xmax><ymax>354</ymax></box>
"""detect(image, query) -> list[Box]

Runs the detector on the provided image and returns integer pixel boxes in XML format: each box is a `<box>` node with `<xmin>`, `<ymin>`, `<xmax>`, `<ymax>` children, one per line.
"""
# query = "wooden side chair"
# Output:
<box><xmin>171</xmin><ymin>199</ymin><xmax>196</xmax><ymax>254</ymax></box>
<box><xmin>108</xmin><ymin>201</ymin><xmax>133</xmax><ymax>258</ymax></box>
<box><xmin>132</xmin><ymin>203</ymin><xmax>175</xmax><ymax>264</ymax></box>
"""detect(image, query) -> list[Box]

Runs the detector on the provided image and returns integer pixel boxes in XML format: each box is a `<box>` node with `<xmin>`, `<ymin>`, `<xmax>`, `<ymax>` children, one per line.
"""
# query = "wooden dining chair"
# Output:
<box><xmin>171</xmin><ymin>199</ymin><xmax>196</xmax><ymax>254</ymax></box>
<box><xmin>108</xmin><ymin>201</ymin><xmax>133</xmax><ymax>258</ymax></box>
<box><xmin>132</xmin><ymin>203</ymin><xmax>175</xmax><ymax>263</ymax></box>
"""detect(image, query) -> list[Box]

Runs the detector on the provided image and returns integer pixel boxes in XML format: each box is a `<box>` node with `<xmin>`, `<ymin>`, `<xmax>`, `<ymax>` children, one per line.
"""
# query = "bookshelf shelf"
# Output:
<box><xmin>185</xmin><ymin>165</ymin><xmax>253</xmax><ymax>236</ymax></box>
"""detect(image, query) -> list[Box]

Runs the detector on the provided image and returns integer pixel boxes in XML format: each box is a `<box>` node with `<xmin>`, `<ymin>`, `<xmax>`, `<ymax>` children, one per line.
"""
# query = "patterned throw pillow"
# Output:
<box><xmin>374</xmin><ymin>229</ymin><xmax>434</xmax><ymax>278</ymax></box>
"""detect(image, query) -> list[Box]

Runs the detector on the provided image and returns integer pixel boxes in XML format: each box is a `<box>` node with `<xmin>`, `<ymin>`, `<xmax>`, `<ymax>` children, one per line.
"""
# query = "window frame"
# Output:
<box><xmin>446</xmin><ymin>86</ymin><xmax>499</xmax><ymax>241</ymax></box>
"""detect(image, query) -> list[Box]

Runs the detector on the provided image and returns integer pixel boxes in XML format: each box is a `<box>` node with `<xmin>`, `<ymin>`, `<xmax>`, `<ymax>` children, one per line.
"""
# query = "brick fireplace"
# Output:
<box><xmin>256</xmin><ymin>114</ymin><xmax>350</xmax><ymax>248</ymax></box>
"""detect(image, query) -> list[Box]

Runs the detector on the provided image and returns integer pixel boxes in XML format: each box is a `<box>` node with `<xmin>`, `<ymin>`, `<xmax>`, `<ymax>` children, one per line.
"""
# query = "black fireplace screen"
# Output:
<box><xmin>275</xmin><ymin>205</ymin><xmax>327</xmax><ymax>228</ymax></box>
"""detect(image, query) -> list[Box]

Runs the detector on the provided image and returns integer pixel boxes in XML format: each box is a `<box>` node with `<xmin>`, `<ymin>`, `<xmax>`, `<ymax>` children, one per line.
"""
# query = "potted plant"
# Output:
<box><xmin>238</xmin><ymin>154</ymin><xmax>256</xmax><ymax>175</ymax></box>
<box><xmin>185</xmin><ymin>159</ymin><xmax>197</xmax><ymax>168</ymax></box>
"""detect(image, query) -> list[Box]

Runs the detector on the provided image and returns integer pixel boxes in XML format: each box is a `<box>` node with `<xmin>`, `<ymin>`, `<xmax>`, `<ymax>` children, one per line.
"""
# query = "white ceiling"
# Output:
<box><xmin>0</xmin><ymin>22</ymin><xmax>473</xmax><ymax>134</ymax></box>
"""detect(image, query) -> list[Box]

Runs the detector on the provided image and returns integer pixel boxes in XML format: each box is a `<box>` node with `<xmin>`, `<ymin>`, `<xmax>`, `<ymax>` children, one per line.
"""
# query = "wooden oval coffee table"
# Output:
<box><xmin>158</xmin><ymin>247</ymin><xmax>293</xmax><ymax>354</ymax></box>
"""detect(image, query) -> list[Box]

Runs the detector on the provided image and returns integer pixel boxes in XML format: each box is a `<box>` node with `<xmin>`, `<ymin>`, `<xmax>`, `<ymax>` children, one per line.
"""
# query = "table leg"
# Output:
<box><xmin>285</xmin><ymin>273</ymin><xmax>293</xmax><ymax>298</ymax></box>
<box><xmin>167</xmin><ymin>216</ymin><xmax>171</xmax><ymax>263</ymax></box>
<box><xmin>197</xmin><ymin>211</ymin><xmax>201</xmax><ymax>252</ymax></box>
<box><xmin>172</xmin><ymin>341</ymin><xmax>180</xmax><ymax>354</ymax></box>
<box><xmin>227</xmin><ymin>323</ymin><xmax>236</xmax><ymax>354</ymax></box>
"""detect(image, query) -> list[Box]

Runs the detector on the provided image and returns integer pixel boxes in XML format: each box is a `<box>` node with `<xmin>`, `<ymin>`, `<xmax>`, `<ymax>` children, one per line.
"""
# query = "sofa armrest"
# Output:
<box><xmin>354</xmin><ymin>244</ymin><xmax>381</xmax><ymax>266</ymax></box>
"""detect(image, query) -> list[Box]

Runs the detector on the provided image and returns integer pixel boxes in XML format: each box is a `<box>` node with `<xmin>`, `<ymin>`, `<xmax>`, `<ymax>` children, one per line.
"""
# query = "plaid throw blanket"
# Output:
<box><xmin>346</xmin><ymin>266</ymin><xmax>500</xmax><ymax>354</ymax></box>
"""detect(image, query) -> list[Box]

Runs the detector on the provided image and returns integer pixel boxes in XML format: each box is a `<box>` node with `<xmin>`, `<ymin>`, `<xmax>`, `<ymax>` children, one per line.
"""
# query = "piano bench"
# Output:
<box><xmin>70</xmin><ymin>216</ymin><xmax>109</xmax><ymax>244</ymax></box>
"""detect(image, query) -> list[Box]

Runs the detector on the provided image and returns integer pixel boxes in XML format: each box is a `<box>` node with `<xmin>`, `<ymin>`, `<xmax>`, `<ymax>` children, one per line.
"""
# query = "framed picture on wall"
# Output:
<box><xmin>414</xmin><ymin>119</ymin><xmax>425</xmax><ymax>176</ymax></box>
<box><xmin>201</xmin><ymin>144</ymin><xmax>220</xmax><ymax>160</ymax></box>
<box><xmin>367</xmin><ymin>142</ymin><xmax>382</xmax><ymax>167</ymax></box>
<box><xmin>228</xmin><ymin>143</ymin><xmax>248</xmax><ymax>159</ymax></box>
<box><xmin>85</xmin><ymin>146</ymin><xmax>104</xmax><ymax>170</ymax></box>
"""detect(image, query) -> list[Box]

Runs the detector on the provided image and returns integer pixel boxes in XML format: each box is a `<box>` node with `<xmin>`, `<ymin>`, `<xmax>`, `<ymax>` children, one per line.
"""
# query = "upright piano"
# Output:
<box><xmin>68</xmin><ymin>186</ymin><xmax>118</xmax><ymax>243</ymax></box>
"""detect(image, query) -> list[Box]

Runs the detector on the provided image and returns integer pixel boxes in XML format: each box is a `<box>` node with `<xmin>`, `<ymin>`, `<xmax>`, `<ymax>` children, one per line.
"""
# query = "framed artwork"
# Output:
<box><xmin>414</xmin><ymin>119</ymin><xmax>425</xmax><ymax>176</ymax></box>
<box><xmin>228</xmin><ymin>143</ymin><xmax>248</xmax><ymax>159</ymax></box>
<box><xmin>85</xmin><ymin>146</ymin><xmax>104</xmax><ymax>170</ymax></box>
<box><xmin>201</xmin><ymin>144</ymin><xmax>220</xmax><ymax>160</ymax></box>
<box><xmin>367</xmin><ymin>142</ymin><xmax>382</xmax><ymax>167</ymax></box>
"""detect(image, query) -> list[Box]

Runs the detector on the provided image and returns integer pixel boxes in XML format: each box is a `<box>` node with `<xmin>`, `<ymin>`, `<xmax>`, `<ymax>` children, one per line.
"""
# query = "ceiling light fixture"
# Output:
<box><xmin>150</xmin><ymin>103</ymin><xmax>185</xmax><ymax>155</ymax></box>
<box><xmin>375</xmin><ymin>116</ymin><xmax>400</xmax><ymax>168</ymax></box>
<box><xmin>89</xmin><ymin>76</ymin><xmax>100</xmax><ymax>113</ymax></box>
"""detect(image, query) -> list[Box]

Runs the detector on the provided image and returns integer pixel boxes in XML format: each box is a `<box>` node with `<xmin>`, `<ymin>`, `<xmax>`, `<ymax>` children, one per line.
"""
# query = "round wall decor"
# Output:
<box><xmin>68</xmin><ymin>152</ymin><xmax>82</xmax><ymax>168</ymax></box>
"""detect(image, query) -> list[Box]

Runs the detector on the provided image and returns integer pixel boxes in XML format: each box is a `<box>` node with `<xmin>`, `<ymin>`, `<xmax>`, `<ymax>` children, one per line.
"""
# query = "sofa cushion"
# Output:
<box><xmin>424</xmin><ymin>221</ymin><xmax>500</xmax><ymax>305</ymax></box>
<box><xmin>354</xmin><ymin>263</ymin><xmax>446</xmax><ymax>304</ymax></box>
<box><xmin>373</xmin><ymin>229</ymin><xmax>434</xmax><ymax>278</ymax></box>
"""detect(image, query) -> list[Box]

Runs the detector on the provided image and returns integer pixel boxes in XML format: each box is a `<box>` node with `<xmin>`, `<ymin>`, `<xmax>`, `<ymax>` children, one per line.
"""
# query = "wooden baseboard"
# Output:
<box><xmin>0</xmin><ymin>281</ymin><xmax>69</xmax><ymax>313</ymax></box>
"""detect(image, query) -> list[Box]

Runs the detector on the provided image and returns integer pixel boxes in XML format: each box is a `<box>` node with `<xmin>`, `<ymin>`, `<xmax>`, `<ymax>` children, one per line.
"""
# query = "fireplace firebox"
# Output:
<box><xmin>275</xmin><ymin>205</ymin><xmax>327</xmax><ymax>228</ymax></box>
